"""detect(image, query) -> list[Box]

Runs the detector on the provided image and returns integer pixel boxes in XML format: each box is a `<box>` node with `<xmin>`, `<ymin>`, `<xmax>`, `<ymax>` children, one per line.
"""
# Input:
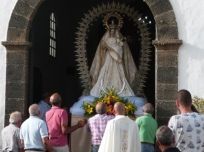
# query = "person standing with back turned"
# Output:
<box><xmin>46</xmin><ymin>92</ymin><xmax>86</xmax><ymax>152</ymax></box>
<box><xmin>168</xmin><ymin>89</ymin><xmax>204</xmax><ymax>152</ymax></box>
<box><xmin>156</xmin><ymin>125</ymin><xmax>180</xmax><ymax>152</ymax></box>
<box><xmin>88</xmin><ymin>102</ymin><xmax>114</xmax><ymax>152</ymax></box>
<box><xmin>20</xmin><ymin>104</ymin><xmax>50</xmax><ymax>152</ymax></box>
<box><xmin>98</xmin><ymin>102</ymin><xmax>141</xmax><ymax>152</ymax></box>
<box><xmin>136</xmin><ymin>103</ymin><xmax>158</xmax><ymax>152</ymax></box>
<box><xmin>1</xmin><ymin>111</ymin><xmax>23</xmax><ymax>152</ymax></box>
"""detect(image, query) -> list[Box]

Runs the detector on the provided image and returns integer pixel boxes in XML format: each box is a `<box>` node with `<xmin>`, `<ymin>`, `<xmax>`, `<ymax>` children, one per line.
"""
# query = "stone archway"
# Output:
<box><xmin>144</xmin><ymin>0</ymin><xmax>182</xmax><ymax>124</ymax></box>
<box><xmin>2</xmin><ymin>0</ymin><xmax>45</xmax><ymax>123</ymax></box>
<box><xmin>2</xmin><ymin>0</ymin><xmax>182</xmax><ymax>125</ymax></box>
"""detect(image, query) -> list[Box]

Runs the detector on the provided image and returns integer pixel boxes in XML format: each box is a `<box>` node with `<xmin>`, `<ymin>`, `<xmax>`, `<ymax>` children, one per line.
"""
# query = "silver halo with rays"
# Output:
<box><xmin>74</xmin><ymin>2</ymin><xmax>152</xmax><ymax>96</ymax></box>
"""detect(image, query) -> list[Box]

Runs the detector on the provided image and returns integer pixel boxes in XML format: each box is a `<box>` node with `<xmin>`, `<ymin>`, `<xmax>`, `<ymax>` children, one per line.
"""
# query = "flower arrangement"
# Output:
<box><xmin>82</xmin><ymin>89</ymin><xmax>137</xmax><ymax>117</ymax></box>
<box><xmin>193</xmin><ymin>96</ymin><xmax>204</xmax><ymax>113</ymax></box>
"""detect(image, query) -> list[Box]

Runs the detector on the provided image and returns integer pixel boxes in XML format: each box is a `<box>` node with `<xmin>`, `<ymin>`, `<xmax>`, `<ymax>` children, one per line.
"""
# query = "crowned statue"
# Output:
<box><xmin>70</xmin><ymin>12</ymin><xmax>145</xmax><ymax>116</ymax></box>
<box><xmin>70</xmin><ymin>11</ymin><xmax>147</xmax><ymax>152</ymax></box>
<box><xmin>90</xmin><ymin>13</ymin><xmax>137</xmax><ymax>97</ymax></box>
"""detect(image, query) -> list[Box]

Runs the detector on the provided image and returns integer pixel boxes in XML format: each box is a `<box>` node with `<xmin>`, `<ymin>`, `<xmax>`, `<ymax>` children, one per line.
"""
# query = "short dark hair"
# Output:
<box><xmin>177</xmin><ymin>89</ymin><xmax>192</xmax><ymax>107</ymax></box>
<box><xmin>156</xmin><ymin>125</ymin><xmax>174</xmax><ymax>146</ymax></box>
<box><xmin>42</xmin><ymin>92</ymin><xmax>52</xmax><ymax>100</ymax></box>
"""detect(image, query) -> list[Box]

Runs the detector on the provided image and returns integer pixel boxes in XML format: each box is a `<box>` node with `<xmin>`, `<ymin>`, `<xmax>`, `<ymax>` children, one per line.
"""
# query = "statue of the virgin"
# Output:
<box><xmin>90</xmin><ymin>13</ymin><xmax>137</xmax><ymax>97</ymax></box>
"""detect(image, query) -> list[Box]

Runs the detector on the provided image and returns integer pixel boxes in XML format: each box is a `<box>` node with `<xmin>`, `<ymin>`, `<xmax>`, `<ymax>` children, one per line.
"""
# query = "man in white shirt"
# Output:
<box><xmin>20</xmin><ymin>104</ymin><xmax>51</xmax><ymax>152</ymax></box>
<box><xmin>1</xmin><ymin>111</ymin><xmax>23</xmax><ymax>152</ymax></box>
<box><xmin>98</xmin><ymin>102</ymin><xmax>141</xmax><ymax>152</ymax></box>
<box><xmin>168</xmin><ymin>89</ymin><xmax>204</xmax><ymax>152</ymax></box>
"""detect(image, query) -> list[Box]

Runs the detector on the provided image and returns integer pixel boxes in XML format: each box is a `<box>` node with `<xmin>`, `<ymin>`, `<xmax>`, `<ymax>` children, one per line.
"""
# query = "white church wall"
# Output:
<box><xmin>0</xmin><ymin>0</ymin><xmax>18</xmax><ymax>148</ymax></box>
<box><xmin>170</xmin><ymin>0</ymin><xmax>204</xmax><ymax>98</ymax></box>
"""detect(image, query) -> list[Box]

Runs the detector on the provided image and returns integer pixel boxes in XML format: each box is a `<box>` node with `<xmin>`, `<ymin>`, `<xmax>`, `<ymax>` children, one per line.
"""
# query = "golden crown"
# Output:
<box><xmin>103</xmin><ymin>12</ymin><xmax>123</xmax><ymax>30</ymax></box>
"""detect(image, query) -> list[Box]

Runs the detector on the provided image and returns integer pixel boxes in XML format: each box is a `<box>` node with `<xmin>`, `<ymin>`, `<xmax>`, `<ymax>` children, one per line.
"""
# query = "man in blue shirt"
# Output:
<box><xmin>38</xmin><ymin>92</ymin><xmax>51</xmax><ymax>120</ymax></box>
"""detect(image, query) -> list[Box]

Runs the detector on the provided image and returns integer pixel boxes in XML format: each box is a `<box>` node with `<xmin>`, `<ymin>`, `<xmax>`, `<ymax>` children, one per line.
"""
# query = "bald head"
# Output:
<box><xmin>29</xmin><ymin>104</ymin><xmax>40</xmax><ymax>116</ymax></box>
<box><xmin>9</xmin><ymin>111</ymin><xmax>22</xmax><ymax>124</ymax></box>
<box><xmin>114</xmin><ymin>102</ymin><xmax>125</xmax><ymax>115</ymax></box>
<box><xmin>96</xmin><ymin>102</ymin><xmax>106</xmax><ymax>114</ymax></box>
<box><xmin>50</xmin><ymin>92</ymin><xmax>62</xmax><ymax>106</ymax></box>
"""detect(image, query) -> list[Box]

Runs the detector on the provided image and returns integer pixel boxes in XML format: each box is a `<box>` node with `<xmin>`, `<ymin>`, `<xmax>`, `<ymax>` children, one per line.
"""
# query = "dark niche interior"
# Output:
<box><xmin>29</xmin><ymin>0</ymin><xmax>155</xmax><ymax>109</ymax></box>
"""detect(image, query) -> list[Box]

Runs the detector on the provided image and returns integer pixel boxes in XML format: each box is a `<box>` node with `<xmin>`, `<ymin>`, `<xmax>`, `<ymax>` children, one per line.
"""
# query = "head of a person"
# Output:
<box><xmin>156</xmin><ymin>125</ymin><xmax>174</xmax><ymax>147</ymax></box>
<box><xmin>114</xmin><ymin>102</ymin><xmax>125</xmax><ymax>115</ymax></box>
<box><xmin>9</xmin><ymin>111</ymin><xmax>22</xmax><ymax>127</ymax></box>
<box><xmin>95</xmin><ymin>102</ymin><xmax>106</xmax><ymax>114</ymax></box>
<box><xmin>143</xmin><ymin>103</ymin><xmax>154</xmax><ymax>114</ymax></box>
<box><xmin>176</xmin><ymin>89</ymin><xmax>192</xmax><ymax>109</ymax></box>
<box><xmin>29</xmin><ymin>104</ymin><xmax>40</xmax><ymax>117</ymax></box>
<box><xmin>42</xmin><ymin>92</ymin><xmax>52</xmax><ymax>103</ymax></box>
<box><xmin>50</xmin><ymin>92</ymin><xmax>62</xmax><ymax>106</ymax></box>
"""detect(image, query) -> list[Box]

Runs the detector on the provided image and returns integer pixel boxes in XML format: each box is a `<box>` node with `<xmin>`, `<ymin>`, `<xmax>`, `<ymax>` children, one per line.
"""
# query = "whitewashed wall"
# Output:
<box><xmin>0</xmin><ymin>0</ymin><xmax>18</xmax><ymax>148</ymax></box>
<box><xmin>170</xmin><ymin>0</ymin><xmax>204</xmax><ymax>98</ymax></box>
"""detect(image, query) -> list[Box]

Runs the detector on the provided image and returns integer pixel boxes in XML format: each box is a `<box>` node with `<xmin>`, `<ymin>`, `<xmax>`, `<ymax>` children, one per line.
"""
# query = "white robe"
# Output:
<box><xmin>98</xmin><ymin>115</ymin><xmax>141</xmax><ymax>152</ymax></box>
<box><xmin>90</xmin><ymin>30</ymin><xmax>137</xmax><ymax>97</ymax></box>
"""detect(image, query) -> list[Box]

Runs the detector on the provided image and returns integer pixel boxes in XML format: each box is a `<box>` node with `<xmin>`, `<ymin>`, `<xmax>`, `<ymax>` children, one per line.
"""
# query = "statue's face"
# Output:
<box><xmin>109</xmin><ymin>28</ymin><xmax>116</xmax><ymax>36</ymax></box>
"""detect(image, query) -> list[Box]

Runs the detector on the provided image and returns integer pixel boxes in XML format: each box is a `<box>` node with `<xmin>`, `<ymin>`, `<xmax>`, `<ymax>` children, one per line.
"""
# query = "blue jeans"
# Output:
<box><xmin>141</xmin><ymin>143</ymin><xmax>155</xmax><ymax>152</ymax></box>
<box><xmin>91</xmin><ymin>145</ymin><xmax>100</xmax><ymax>152</ymax></box>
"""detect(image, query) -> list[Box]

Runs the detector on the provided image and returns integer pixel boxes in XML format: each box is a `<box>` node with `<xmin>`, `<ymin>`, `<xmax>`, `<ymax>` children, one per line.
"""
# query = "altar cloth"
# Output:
<box><xmin>71</xmin><ymin>115</ymin><xmax>91</xmax><ymax>152</ymax></box>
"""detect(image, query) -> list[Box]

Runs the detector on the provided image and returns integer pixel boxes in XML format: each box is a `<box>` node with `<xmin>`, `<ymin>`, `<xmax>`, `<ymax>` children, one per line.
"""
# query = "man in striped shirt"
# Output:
<box><xmin>87</xmin><ymin>102</ymin><xmax>114</xmax><ymax>152</ymax></box>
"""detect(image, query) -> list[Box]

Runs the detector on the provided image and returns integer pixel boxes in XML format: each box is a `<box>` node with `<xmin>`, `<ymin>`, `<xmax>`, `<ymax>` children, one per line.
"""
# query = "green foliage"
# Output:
<box><xmin>193</xmin><ymin>96</ymin><xmax>204</xmax><ymax>113</ymax></box>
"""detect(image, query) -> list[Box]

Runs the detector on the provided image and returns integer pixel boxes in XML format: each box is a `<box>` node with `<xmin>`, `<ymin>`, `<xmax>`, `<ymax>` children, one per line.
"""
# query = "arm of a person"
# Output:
<box><xmin>19</xmin><ymin>128</ymin><xmax>24</xmax><ymax>152</ymax></box>
<box><xmin>16</xmin><ymin>129</ymin><xmax>24</xmax><ymax>152</ymax></box>
<box><xmin>168</xmin><ymin>116</ymin><xmax>176</xmax><ymax>131</ymax></box>
<box><xmin>60</xmin><ymin>110</ymin><xmax>86</xmax><ymax>134</ymax></box>
<box><xmin>66</xmin><ymin>123</ymin><xmax>80</xmax><ymax>134</ymax></box>
<box><xmin>62</xmin><ymin>120</ymin><xmax>86</xmax><ymax>134</ymax></box>
<box><xmin>61</xmin><ymin>110</ymin><xmax>69</xmax><ymax>134</ymax></box>
<box><xmin>19</xmin><ymin>139</ymin><xmax>24</xmax><ymax>152</ymax></box>
<box><xmin>42</xmin><ymin>136</ymin><xmax>52</xmax><ymax>152</ymax></box>
<box><xmin>40</xmin><ymin>121</ymin><xmax>51</xmax><ymax>151</ymax></box>
<box><xmin>17</xmin><ymin>139</ymin><xmax>24</xmax><ymax>152</ymax></box>
<box><xmin>135</xmin><ymin>117</ymin><xmax>141</xmax><ymax>129</ymax></box>
<box><xmin>61</xmin><ymin>122</ymin><xmax>79</xmax><ymax>134</ymax></box>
